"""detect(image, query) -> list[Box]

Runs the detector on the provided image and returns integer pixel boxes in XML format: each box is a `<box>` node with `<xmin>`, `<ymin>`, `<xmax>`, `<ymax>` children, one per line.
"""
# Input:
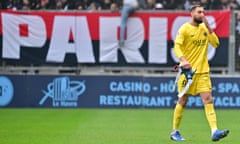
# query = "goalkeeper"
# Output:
<box><xmin>170</xmin><ymin>4</ymin><xmax>229</xmax><ymax>142</ymax></box>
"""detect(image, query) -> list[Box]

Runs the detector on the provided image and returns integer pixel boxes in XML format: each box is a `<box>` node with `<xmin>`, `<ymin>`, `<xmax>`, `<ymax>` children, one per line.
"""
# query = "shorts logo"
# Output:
<box><xmin>0</xmin><ymin>76</ymin><xmax>14</xmax><ymax>106</ymax></box>
<box><xmin>39</xmin><ymin>77</ymin><xmax>86</xmax><ymax>107</ymax></box>
<box><xmin>182</xmin><ymin>80</ymin><xmax>187</xmax><ymax>87</ymax></box>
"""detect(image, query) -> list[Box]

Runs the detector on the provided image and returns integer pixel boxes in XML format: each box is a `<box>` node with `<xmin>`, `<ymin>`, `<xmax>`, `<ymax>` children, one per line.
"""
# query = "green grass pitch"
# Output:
<box><xmin>0</xmin><ymin>108</ymin><xmax>237</xmax><ymax>144</ymax></box>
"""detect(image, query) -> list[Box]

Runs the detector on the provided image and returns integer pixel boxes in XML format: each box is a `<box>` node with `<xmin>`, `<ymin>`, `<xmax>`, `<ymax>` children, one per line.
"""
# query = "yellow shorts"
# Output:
<box><xmin>177</xmin><ymin>73</ymin><xmax>212</xmax><ymax>96</ymax></box>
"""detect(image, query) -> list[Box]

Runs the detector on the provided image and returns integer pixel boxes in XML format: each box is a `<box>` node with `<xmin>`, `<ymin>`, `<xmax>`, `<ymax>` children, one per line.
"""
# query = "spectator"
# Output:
<box><xmin>229</xmin><ymin>0</ymin><xmax>240</xmax><ymax>10</ymax></box>
<box><xmin>145</xmin><ymin>0</ymin><xmax>156</xmax><ymax>10</ymax></box>
<box><xmin>138</xmin><ymin>0</ymin><xmax>146</xmax><ymax>9</ymax></box>
<box><xmin>21</xmin><ymin>0</ymin><xmax>31</xmax><ymax>10</ymax></box>
<box><xmin>200</xmin><ymin>0</ymin><xmax>211</xmax><ymax>10</ymax></box>
<box><xmin>110</xmin><ymin>2</ymin><xmax>119</xmax><ymax>12</ymax></box>
<box><xmin>102</xmin><ymin>0</ymin><xmax>112</xmax><ymax>10</ymax></box>
<box><xmin>1</xmin><ymin>0</ymin><xmax>239</xmax><ymax>11</ymax></box>
<box><xmin>6</xmin><ymin>0</ymin><xmax>21</xmax><ymax>10</ymax></box>
<box><xmin>155</xmin><ymin>2</ymin><xmax>164</xmax><ymax>10</ymax></box>
<box><xmin>0</xmin><ymin>1</ymin><xmax>4</xmax><ymax>9</ymax></box>
<box><xmin>29</xmin><ymin>0</ymin><xmax>40</xmax><ymax>9</ymax></box>
<box><xmin>35</xmin><ymin>0</ymin><xmax>50</xmax><ymax>10</ymax></box>
<box><xmin>218</xmin><ymin>0</ymin><xmax>231</xmax><ymax>9</ymax></box>
<box><xmin>163</xmin><ymin>0</ymin><xmax>184</xmax><ymax>10</ymax></box>
<box><xmin>211</xmin><ymin>0</ymin><xmax>239</xmax><ymax>10</ymax></box>
<box><xmin>77</xmin><ymin>0</ymin><xmax>90</xmax><ymax>9</ymax></box>
<box><xmin>61</xmin><ymin>0</ymin><xmax>72</xmax><ymax>10</ymax></box>
<box><xmin>21</xmin><ymin>4</ymin><xmax>31</xmax><ymax>10</ymax></box>
<box><xmin>184</xmin><ymin>0</ymin><xmax>200</xmax><ymax>10</ymax></box>
<box><xmin>88</xmin><ymin>2</ymin><xmax>101</xmax><ymax>12</ymax></box>
<box><xmin>54</xmin><ymin>0</ymin><xmax>64</xmax><ymax>10</ymax></box>
<box><xmin>119</xmin><ymin>0</ymin><xmax>138</xmax><ymax>47</ymax></box>
<box><xmin>75</xmin><ymin>1</ymin><xmax>85</xmax><ymax>10</ymax></box>
<box><xmin>236</xmin><ymin>12</ymin><xmax>240</xmax><ymax>55</ymax></box>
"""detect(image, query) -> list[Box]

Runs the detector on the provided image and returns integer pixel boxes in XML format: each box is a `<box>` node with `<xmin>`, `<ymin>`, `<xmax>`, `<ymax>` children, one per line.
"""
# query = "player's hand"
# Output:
<box><xmin>182</xmin><ymin>61</ymin><xmax>191</xmax><ymax>69</ymax></box>
<box><xmin>180</xmin><ymin>56</ymin><xmax>191</xmax><ymax>69</ymax></box>
<box><xmin>202</xmin><ymin>16</ymin><xmax>213</xmax><ymax>33</ymax></box>
<box><xmin>202</xmin><ymin>16</ymin><xmax>208</xmax><ymax>25</ymax></box>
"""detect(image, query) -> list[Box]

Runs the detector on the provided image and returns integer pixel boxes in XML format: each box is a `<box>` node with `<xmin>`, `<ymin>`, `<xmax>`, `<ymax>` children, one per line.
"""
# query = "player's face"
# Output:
<box><xmin>191</xmin><ymin>7</ymin><xmax>205</xmax><ymax>24</ymax></box>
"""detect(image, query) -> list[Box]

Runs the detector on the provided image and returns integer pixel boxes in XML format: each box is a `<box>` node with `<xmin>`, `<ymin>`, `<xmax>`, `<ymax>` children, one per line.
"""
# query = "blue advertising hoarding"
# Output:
<box><xmin>0</xmin><ymin>75</ymin><xmax>240</xmax><ymax>108</ymax></box>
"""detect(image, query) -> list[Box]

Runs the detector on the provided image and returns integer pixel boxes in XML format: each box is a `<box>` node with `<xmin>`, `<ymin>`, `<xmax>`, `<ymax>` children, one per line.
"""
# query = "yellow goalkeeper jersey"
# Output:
<box><xmin>174</xmin><ymin>22</ymin><xmax>219</xmax><ymax>73</ymax></box>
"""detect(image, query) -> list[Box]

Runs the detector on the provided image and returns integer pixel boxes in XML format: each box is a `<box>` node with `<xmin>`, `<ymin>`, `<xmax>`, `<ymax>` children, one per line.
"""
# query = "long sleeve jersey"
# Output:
<box><xmin>174</xmin><ymin>22</ymin><xmax>219</xmax><ymax>73</ymax></box>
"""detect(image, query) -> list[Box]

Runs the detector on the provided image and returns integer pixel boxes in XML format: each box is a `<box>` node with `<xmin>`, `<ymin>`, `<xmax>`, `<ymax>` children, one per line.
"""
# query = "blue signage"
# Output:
<box><xmin>1</xmin><ymin>74</ymin><xmax>240</xmax><ymax>108</ymax></box>
<box><xmin>0</xmin><ymin>76</ymin><xmax>14</xmax><ymax>106</ymax></box>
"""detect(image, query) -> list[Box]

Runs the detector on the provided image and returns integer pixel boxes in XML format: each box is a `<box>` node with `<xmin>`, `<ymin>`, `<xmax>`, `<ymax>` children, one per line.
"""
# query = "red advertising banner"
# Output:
<box><xmin>0</xmin><ymin>10</ymin><xmax>231</xmax><ymax>66</ymax></box>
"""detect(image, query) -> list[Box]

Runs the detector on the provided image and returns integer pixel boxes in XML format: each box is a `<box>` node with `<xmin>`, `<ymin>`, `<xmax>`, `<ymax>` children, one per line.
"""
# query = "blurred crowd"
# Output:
<box><xmin>1</xmin><ymin>0</ymin><xmax>240</xmax><ymax>11</ymax></box>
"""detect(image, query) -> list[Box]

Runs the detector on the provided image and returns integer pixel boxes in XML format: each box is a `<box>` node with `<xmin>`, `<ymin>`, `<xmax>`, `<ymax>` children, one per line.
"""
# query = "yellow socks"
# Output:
<box><xmin>173</xmin><ymin>103</ymin><xmax>184</xmax><ymax>130</ymax></box>
<box><xmin>204</xmin><ymin>103</ymin><xmax>218</xmax><ymax>134</ymax></box>
<box><xmin>173</xmin><ymin>103</ymin><xmax>218</xmax><ymax>135</ymax></box>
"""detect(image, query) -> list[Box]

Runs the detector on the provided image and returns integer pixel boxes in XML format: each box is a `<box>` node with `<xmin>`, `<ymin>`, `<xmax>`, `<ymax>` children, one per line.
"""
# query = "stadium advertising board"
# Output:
<box><xmin>1</xmin><ymin>75</ymin><xmax>240</xmax><ymax>108</ymax></box>
<box><xmin>0</xmin><ymin>10</ymin><xmax>230</xmax><ymax>66</ymax></box>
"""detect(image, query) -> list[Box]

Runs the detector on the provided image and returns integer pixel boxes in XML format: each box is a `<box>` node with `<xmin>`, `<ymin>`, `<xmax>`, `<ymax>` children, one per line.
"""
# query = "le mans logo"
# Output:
<box><xmin>39</xmin><ymin>77</ymin><xmax>86</xmax><ymax>107</ymax></box>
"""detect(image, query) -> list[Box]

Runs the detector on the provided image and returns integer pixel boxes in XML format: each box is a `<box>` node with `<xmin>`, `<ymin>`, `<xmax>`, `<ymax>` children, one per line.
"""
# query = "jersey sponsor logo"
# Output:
<box><xmin>192</xmin><ymin>39</ymin><xmax>207</xmax><ymax>46</ymax></box>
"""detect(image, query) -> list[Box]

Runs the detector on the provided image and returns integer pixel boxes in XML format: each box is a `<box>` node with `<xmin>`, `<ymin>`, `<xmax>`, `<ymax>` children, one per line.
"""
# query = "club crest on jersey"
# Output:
<box><xmin>204</xmin><ymin>32</ymin><xmax>207</xmax><ymax>37</ymax></box>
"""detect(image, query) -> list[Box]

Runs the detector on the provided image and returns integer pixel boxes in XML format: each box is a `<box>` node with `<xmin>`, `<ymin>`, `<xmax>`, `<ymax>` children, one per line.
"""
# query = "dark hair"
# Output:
<box><xmin>190</xmin><ymin>4</ymin><xmax>203</xmax><ymax>11</ymax></box>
